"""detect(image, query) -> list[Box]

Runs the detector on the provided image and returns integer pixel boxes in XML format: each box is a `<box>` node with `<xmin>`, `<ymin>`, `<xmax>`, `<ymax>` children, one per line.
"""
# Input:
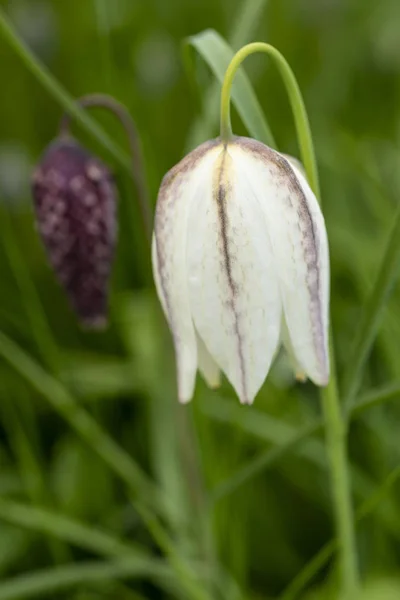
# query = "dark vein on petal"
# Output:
<box><xmin>214</xmin><ymin>149</ymin><xmax>248</xmax><ymax>402</ymax></box>
<box><xmin>233</xmin><ymin>136</ymin><xmax>327</xmax><ymax>379</ymax></box>
<box><xmin>154</xmin><ymin>138</ymin><xmax>220</xmax><ymax>334</ymax></box>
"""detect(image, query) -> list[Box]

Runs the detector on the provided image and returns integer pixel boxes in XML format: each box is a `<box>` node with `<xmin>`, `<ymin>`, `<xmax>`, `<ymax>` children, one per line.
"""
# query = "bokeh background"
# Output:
<box><xmin>0</xmin><ymin>0</ymin><xmax>400</xmax><ymax>598</ymax></box>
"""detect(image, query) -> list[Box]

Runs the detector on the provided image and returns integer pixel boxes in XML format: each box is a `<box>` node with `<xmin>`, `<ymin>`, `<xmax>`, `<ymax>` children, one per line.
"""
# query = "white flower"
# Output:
<box><xmin>152</xmin><ymin>136</ymin><xmax>330</xmax><ymax>404</ymax></box>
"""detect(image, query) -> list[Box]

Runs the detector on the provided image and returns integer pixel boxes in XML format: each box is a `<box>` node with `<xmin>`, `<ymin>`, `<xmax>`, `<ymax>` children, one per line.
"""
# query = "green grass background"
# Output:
<box><xmin>0</xmin><ymin>0</ymin><xmax>400</xmax><ymax>598</ymax></box>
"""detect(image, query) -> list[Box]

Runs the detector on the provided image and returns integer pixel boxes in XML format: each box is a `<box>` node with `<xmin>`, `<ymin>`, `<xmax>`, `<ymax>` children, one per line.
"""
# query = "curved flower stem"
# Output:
<box><xmin>60</xmin><ymin>93</ymin><xmax>152</xmax><ymax>243</ymax></box>
<box><xmin>220</xmin><ymin>42</ymin><xmax>319</xmax><ymax>196</ymax></box>
<box><xmin>220</xmin><ymin>43</ymin><xmax>359</xmax><ymax>596</ymax></box>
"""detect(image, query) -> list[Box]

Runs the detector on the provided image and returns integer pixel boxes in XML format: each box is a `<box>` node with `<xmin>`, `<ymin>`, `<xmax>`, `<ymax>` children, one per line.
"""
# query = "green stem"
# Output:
<box><xmin>135</xmin><ymin>503</ymin><xmax>211</xmax><ymax>600</ymax></box>
<box><xmin>220</xmin><ymin>43</ymin><xmax>359</xmax><ymax>595</ymax></box>
<box><xmin>280</xmin><ymin>465</ymin><xmax>400</xmax><ymax>600</ymax></box>
<box><xmin>0</xmin><ymin>9</ymin><xmax>131</xmax><ymax>173</ymax></box>
<box><xmin>0</xmin><ymin>9</ymin><xmax>153</xmax><ymax>253</ymax></box>
<box><xmin>320</xmin><ymin>362</ymin><xmax>359</xmax><ymax>595</ymax></box>
<box><xmin>59</xmin><ymin>94</ymin><xmax>153</xmax><ymax>243</ymax></box>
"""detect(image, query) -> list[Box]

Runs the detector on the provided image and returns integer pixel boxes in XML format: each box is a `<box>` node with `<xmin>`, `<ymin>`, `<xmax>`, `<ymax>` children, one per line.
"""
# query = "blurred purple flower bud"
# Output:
<box><xmin>31</xmin><ymin>137</ymin><xmax>117</xmax><ymax>328</ymax></box>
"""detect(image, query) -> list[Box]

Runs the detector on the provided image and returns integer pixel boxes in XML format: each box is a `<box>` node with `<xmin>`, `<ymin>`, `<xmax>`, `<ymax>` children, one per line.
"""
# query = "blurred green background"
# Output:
<box><xmin>0</xmin><ymin>0</ymin><xmax>400</xmax><ymax>598</ymax></box>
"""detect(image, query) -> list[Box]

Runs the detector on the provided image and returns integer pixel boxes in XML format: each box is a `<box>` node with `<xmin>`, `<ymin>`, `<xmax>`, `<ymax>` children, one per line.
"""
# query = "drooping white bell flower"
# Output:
<box><xmin>152</xmin><ymin>136</ymin><xmax>329</xmax><ymax>404</ymax></box>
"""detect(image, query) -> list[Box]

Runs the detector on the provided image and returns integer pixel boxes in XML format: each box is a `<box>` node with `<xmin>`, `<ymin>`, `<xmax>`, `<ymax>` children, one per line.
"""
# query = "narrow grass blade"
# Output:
<box><xmin>280</xmin><ymin>466</ymin><xmax>400</xmax><ymax>600</ymax></box>
<box><xmin>211</xmin><ymin>421</ymin><xmax>319</xmax><ymax>503</ymax></box>
<box><xmin>342</xmin><ymin>202</ymin><xmax>400</xmax><ymax>413</ymax></box>
<box><xmin>0</xmin><ymin>498</ymin><xmax>143</xmax><ymax>559</ymax></box>
<box><xmin>0</xmin><ymin>387</ymin><xmax>70</xmax><ymax>563</ymax></box>
<box><xmin>0</xmin><ymin>332</ymin><xmax>215</xmax><ymax>600</ymax></box>
<box><xmin>185</xmin><ymin>0</ymin><xmax>270</xmax><ymax>149</ymax></box>
<box><xmin>208</xmin><ymin>381</ymin><xmax>400</xmax><ymax>502</ymax></box>
<box><xmin>184</xmin><ymin>29</ymin><xmax>275</xmax><ymax>148</ymax></box>
<box><xmin>0</xmin><ymin>558</ymin><xmax>176</xmax><ymax>600</ymax></box>
<box><xmin>0</xmin><ymin>9</ymin><xmax>131</xmax><ymax>172</ymax></box>
<box><xmin>0</xmin><ymin>330</ymin><xmax>161</xmax><ymax>510</ymax></box>
<box><xmin>352</xmin><ymin>382</ymin><xmax>400</xmax><ymax>417</ymax></box>
<box><xmin>0</xmin><ymin>207</ymin><xmax>58</xmax><ymax>372</ymax></box>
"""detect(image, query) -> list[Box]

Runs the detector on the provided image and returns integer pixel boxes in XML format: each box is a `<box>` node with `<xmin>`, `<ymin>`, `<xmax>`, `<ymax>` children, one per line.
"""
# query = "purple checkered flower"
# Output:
<box><xmin>32</xmin><ymin>137</ymin><xmax>117</xmax><ymax>327</ymax></box>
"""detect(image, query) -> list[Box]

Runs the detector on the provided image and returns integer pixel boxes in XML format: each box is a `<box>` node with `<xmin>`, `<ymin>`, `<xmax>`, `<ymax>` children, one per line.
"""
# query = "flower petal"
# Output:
<box><xmin>280</xmin><ymin>315</ymin><xmax>307</xmax><ymax>382</ymax></box>
<box><xmin>231</xmin><ymin>138</ymin><xmax>330</xmax><ymax>386</ymax></box>
<box><xmin>196</xmin><ymin>332</ymin><xmax>220</xmax><ymax>389</ymax></box>
<box><xmin>186</xmin><ymin>146</ymin><xmax>282</xmax><ymax>404</ymax></box>
<box><xmin>152</xmin><ymin>236</ymin><xmax>168</xmax><ymax>317</ymax></box>
<box><xmin>153</xmin><ymin>140</ymin><xmax>220</xmax><ymax>402</ymax></box>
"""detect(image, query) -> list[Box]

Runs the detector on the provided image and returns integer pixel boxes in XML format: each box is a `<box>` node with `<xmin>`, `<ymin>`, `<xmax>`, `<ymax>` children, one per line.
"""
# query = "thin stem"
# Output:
<box><xmin>0</xmin><ymin>329</ymin><xmax>161</xmax><ymax>509</ymax></box>
<box><xmin>0</xmin><ymin>559</ymin><xmax>175</xmax><ymax>600</ymax></box>
<box><xmin>0</xmin><ymin>10</ymin><xmax>131</xmax><ymax>172</ymax></box>
<box><xmin>60</xmin><ymin>94</ymin><xmax>152</xmax><ymax>243</ymax></box>
<box><xmin>220</xmin><ymin>43</ymin><xmax>359</xmax><ymax>595</ymax></box>
<box><xmin>280</xmin><ymin>465</ymin><xmax>400</xmax><ymax>600</ymax></box>
<box><xmin>209</xmin><ymin>380</ymin><xmax>400</xmax><ymax>502</ymax></box>
<box><xmin>219</xmin><ymin>42</ymin><xmax>319</xmax><ymax>195</ymax></box>
<box><xmin>320</xmin><ymin>364</ymin><xmax>359</xmax><ymax>595</ymax></box>
<box><xmin>135</xmin><ymin>502</ymin><xmax>211</xmax><ymax>600</ymax></box>
<box><xmin>342</xmin><ymin>201</ymin><xmax>400</xmax><ymax>415</ymax></box>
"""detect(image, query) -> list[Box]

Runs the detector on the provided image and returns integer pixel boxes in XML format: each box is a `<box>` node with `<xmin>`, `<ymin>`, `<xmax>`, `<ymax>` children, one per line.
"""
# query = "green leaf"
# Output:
<box><xmin>207</xmin><ymin>384</ymin><xmax>400</xmax><ymax>505</ymax></box>
<box><xmin>280</xmin><ymin>467</ymin><xmax>400</xmax><ymax>600</ymax></box>
<box><xmin>0</xmin><ymin>332</ymin><xmax>217</xmax><ymax>600</ymax></box>
<box><xmin>352</xmin><ymin>382</ymin><xmax>400</xmax><ymax>417</ymax></box>
<box><xmin>184</xmin><ymin>29</ymin><xmax>275</xmax><ymax>148</ymax></box>
<box><xmin>356</xmin><ymin>579</ymin><xmax>400</xmax><ymax>600</ymax></box>
<box><xmin>0</xmin><ymin>384</ymin><xmax>70</xmax><ymax>563</ymax></box>
<box><xmin>0</xmin><ymin>10</ymin><xmax>131</xmax><ymax>173</ymax></box>
<box><xmin>0</xmin><ymin>330</ymin><xmax>161</xmax><ymax>512</ymax></box>
<box><xmin>61</xmin><ymin>355</ymin><xmax>141</xmax><ymax>400</ymax></box>
<box><xmin>0</xmin><ymin>498</ymin><xmax>144</xmax><ymax>560</ymax></box>
<box><xmin>0</xmin><ymin>558</ymin><xmax>177</xmax><ymax>600</ymax></box>
<box><xmin>185</xmin><ymin>0</ymin><xmax>270</xmax><ymax>149</ymax></box>
<box><xmin>117</xmin><ymin>293</ymin><xmax>194</xmax><ymax>534</ymax></box>
<box><xmin>342</xmin><ymin>196</ymin><xmax>400</xmax><ymax>413</ymax></box>
<box><xmin>0</xmin><ymin>524</ymin><xmax>29</xmax><ymax>574</ymax></box>
<box><xmin>51</xmin><ymin>436</ymin><xmax>114</xmax><ymax>520</ymax></box>
<box><xmin>0</xmin><ymin>470</ymin><xmax>23</xmax><ymax>496</ymax></box>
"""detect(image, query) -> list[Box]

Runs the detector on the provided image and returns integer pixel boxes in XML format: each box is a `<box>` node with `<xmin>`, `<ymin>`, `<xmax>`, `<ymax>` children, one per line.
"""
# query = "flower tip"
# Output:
<box><xmin>295</xmin><ymin>371</ymin><xmax>307</xmax><ymax>383</ymax></box>
<box><xmin>208</xmin><ymin>380</ymin><xmax>221</xmax><ymax>390</ymax></box>
<box><xmin>319</xmin><ymin>375</ymin><xmax>330</xmax><ymax>387</ymax></box>
<box><xmin>178</xmin><ymin>393</ymin><xmax>193</xmax><ymax>405</ymax></box>
<box><xmin>312</xmin><ymin>369</ymin><xmax>330</xmax><ymax>387</ymax></box>
<box><xmin>203</xmin><ymin>372</ymin><xmax>221</xmax><ymax>390</ymax></box>
<box><xmin>239</xmin><ymin>394</ymin><xmax>254</xmax><ymax>406</ymax></box>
